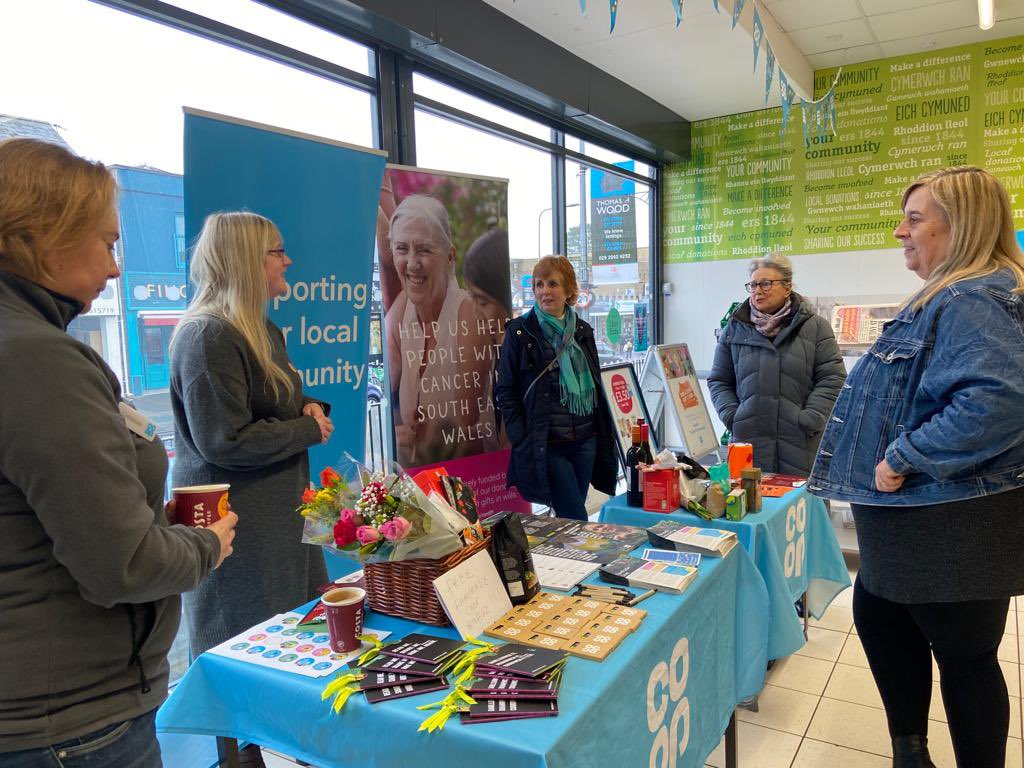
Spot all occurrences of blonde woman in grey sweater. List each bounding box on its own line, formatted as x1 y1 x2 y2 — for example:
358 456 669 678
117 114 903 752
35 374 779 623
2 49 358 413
169 212 332 767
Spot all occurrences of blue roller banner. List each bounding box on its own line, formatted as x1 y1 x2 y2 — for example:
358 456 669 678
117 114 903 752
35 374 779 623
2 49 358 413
183 109 386 472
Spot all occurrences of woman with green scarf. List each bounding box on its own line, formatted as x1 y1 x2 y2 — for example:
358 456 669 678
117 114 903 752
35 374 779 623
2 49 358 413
494 256 619 520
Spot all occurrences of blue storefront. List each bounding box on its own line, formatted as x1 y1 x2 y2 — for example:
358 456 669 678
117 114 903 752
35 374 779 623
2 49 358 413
113 166 187 395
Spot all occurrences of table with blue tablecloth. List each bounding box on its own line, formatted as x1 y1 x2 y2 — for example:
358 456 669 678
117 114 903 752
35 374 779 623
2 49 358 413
158 543 769 768
599 486 850 660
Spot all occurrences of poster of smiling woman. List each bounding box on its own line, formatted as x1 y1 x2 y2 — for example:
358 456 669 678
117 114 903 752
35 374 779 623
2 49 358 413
377 165 526 516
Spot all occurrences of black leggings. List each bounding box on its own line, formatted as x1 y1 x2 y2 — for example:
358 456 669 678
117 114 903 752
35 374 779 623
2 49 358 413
853 577 1010 768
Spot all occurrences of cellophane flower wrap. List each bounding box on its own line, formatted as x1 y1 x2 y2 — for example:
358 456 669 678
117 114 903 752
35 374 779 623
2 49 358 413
298 455 465 563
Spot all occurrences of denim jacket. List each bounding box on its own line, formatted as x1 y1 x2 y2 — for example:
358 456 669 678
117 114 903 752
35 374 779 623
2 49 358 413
808 269 1024 505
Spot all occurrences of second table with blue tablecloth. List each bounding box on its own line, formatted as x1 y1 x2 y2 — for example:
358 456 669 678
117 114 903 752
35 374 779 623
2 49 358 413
599 486 850 659
158 543 769 768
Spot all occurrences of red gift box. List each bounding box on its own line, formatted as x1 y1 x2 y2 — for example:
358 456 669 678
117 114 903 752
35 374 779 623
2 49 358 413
412 467 449 497
642 467 681 513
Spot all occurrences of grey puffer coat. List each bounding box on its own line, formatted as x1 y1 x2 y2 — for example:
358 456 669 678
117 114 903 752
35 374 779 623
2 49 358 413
707 294 846 475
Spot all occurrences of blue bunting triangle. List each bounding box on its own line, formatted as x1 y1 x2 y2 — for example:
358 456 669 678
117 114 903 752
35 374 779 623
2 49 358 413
752 7 764 71
580 0 586 13
732 0 746 28
670 0 682 26
779 70 794 136
609 0 618 32
765 44 775 104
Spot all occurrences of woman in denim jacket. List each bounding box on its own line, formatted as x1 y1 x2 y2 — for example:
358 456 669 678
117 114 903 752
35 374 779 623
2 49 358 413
808 167 1024 768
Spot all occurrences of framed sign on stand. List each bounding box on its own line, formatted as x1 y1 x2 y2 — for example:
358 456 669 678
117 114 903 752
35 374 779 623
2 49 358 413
598 362 657 469
639 343 722 463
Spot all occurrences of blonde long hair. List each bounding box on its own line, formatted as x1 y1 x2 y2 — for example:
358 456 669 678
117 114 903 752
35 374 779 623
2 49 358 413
0 138 116 282
175 211 294 400
903 166 1024 309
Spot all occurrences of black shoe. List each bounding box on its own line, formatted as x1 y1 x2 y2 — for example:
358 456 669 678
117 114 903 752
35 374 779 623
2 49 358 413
238 744 267 768
892 735 937 767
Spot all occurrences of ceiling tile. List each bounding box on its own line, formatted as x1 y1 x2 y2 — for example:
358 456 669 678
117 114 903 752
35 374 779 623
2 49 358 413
788 17 877 54
867 0 980 43
879 17 1024 57
807 43 884 70
858 0 932 15
763 0 861 32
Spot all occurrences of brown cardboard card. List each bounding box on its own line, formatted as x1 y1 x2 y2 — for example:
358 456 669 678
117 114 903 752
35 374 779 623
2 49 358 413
597 611 643 632
603 604 647 619
584 619 630 640
510 606 549 622
569 597 607 612
485 623 535 643
536 622 583 640
565 631 621 660
503 614 543 631
518 632 569 651
546 612 592 631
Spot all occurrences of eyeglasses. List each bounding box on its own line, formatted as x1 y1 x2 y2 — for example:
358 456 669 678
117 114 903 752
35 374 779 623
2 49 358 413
267 248 287 259
744 279 788 293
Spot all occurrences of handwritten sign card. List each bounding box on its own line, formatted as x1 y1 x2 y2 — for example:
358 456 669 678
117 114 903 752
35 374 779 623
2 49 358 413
433 550 512 639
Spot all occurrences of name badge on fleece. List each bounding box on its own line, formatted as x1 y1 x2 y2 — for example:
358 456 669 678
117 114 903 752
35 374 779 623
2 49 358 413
119 401 157 441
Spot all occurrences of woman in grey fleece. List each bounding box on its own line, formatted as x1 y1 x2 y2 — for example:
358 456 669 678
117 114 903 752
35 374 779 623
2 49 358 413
0 139 236 767
169 212 333 767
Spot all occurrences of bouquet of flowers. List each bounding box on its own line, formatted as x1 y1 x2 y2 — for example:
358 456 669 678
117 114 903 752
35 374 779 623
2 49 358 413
298 457 467 563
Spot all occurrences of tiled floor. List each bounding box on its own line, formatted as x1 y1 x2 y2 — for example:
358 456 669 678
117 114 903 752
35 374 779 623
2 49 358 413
257 571 1024 768
704 577 1024 768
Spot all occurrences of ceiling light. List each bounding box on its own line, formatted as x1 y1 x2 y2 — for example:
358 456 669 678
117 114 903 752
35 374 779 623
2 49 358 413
978 0 995 30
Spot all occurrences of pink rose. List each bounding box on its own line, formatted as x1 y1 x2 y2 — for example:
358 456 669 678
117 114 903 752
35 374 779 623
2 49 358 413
338 508 363 526
356 525 380 546
380 516 412 542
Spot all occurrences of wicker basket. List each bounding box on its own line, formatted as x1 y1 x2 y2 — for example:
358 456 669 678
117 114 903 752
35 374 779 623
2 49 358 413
363 535 491 625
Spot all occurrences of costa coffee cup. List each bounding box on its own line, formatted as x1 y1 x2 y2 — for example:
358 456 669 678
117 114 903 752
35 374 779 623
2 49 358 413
172 484 230 527
321 587 366 653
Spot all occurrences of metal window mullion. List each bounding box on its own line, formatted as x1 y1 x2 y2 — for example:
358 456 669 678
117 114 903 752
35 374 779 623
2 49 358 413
650 167 664 346
551 128 566 258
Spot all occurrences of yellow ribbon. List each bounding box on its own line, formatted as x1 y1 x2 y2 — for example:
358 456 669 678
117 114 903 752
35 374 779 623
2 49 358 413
450 636 497 677
321 672 363 715
416 684 477 732
356 634 384 667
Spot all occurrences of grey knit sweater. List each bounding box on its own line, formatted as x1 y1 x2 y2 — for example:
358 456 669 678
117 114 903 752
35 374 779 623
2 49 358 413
170 315 327 655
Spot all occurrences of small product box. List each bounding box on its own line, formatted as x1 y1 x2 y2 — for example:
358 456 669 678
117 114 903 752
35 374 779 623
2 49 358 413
725 488 747 521
727 443 754 479
642 467 682 513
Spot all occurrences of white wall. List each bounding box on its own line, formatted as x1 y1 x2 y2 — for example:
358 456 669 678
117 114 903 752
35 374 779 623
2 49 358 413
662 246 925 372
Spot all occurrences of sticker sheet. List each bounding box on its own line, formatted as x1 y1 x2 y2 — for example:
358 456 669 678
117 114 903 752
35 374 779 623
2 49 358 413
205 612 390 678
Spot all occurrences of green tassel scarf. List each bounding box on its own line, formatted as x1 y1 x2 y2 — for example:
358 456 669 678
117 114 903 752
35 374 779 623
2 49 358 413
534 305 597 416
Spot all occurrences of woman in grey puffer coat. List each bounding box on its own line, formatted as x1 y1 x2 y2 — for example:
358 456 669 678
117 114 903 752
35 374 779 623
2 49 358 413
708 254 846 475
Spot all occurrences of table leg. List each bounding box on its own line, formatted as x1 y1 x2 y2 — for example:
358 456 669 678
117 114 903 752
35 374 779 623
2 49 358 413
802 590 809 640
724 711 738 768
216 736 241 768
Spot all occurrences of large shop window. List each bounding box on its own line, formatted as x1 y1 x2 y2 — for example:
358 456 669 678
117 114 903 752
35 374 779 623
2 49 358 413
413 107 556 311
1 0 376 685
565 158 653 368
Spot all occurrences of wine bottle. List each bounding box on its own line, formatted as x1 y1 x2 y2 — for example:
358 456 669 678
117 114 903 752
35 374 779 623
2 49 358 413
625 424 644 507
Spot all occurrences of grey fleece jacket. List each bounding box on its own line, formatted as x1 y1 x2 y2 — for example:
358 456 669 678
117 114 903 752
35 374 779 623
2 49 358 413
0 271 219 752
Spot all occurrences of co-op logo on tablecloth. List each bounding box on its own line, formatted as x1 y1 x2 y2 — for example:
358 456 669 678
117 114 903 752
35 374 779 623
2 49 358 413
646 637 690 768
785 497 807 578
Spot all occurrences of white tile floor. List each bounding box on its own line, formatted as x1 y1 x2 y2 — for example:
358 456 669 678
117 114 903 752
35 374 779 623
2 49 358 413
259 572 1024 768
705 579 1024 768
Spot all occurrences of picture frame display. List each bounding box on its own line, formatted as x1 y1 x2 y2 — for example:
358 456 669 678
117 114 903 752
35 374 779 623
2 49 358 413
599 362 657 468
